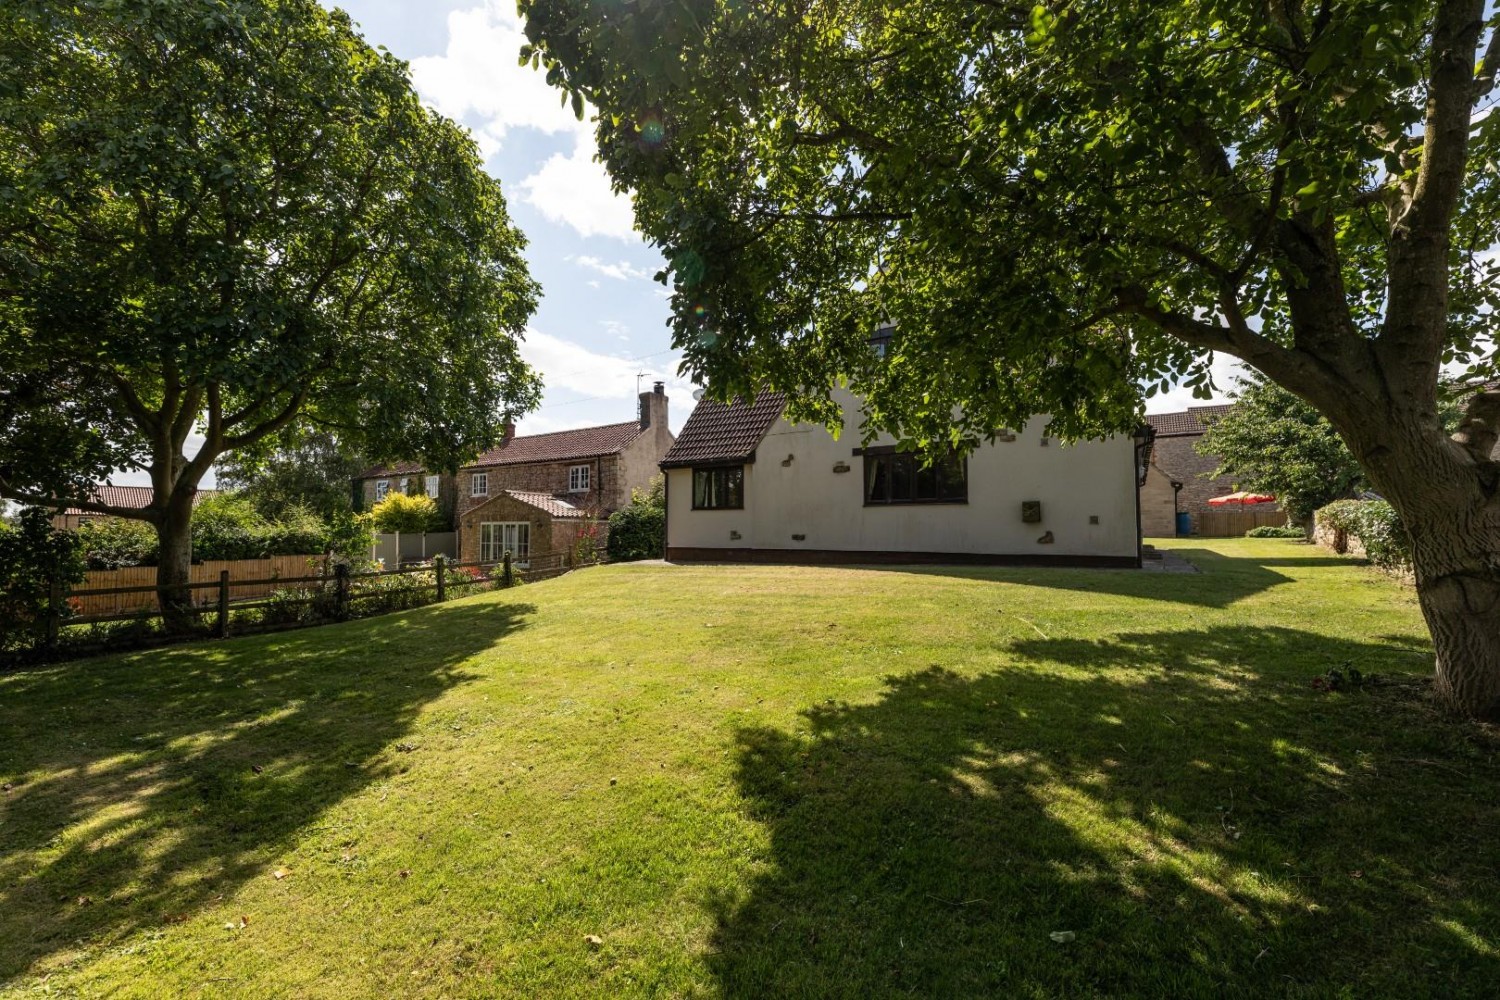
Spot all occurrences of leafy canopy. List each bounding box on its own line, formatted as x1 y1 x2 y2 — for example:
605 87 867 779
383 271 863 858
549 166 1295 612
1197 375 1366 525
0 0 541 511
519 1 1497 447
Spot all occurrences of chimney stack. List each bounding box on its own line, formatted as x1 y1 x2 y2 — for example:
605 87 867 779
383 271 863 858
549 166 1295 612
639 382 668 431
502 420 516 442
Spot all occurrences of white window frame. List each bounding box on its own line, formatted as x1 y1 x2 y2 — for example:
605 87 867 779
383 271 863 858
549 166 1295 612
374 479 390 500
479 521 530 566
471 471 488 496
425 474 440 498
399 476 411 494
568 464 591 493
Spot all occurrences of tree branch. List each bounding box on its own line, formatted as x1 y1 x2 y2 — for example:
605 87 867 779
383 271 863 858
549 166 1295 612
222 386 311 451
0 474 160 523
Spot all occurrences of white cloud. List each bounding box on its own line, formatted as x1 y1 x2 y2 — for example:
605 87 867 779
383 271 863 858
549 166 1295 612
1145 353 1248 414
408 2 583 151
409 3 639 241
518 131 638 240
519 328 690 401
575 256 655 282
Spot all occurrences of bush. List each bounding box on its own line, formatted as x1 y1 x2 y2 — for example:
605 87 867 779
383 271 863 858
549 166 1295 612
77 516 158 569
1316 499 1411 570
367 492 443 534
607 475 665 561
1246 525 1305 539
0 508 86 652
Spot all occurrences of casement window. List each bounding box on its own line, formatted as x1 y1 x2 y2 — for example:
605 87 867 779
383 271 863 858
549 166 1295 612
568 464 590 492
863 449 967 505
471 471 488 496
692 466 744 510
479 522 529 566
374 479 390 500
399 477 411 494
425 475 439 498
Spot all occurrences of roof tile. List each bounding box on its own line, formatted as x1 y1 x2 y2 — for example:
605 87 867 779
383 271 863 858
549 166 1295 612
61 485 219 516
1146 404 1235 437
661 393 787 468
467 422 643 469
503 490 590 519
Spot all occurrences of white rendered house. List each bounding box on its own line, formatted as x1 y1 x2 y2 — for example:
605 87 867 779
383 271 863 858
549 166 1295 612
660 388 1148 567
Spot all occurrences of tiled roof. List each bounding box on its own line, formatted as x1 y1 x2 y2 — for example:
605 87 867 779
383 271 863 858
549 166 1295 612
1146 404 1235 437
358 460 428 479
62 485 219 516
503 490 590 519
661 392 787 469
466 422 644 469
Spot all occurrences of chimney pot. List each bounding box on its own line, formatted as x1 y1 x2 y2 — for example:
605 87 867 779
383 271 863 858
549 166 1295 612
653 381 665 395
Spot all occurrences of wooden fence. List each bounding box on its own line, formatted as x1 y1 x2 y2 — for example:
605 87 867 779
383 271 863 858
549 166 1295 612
1195 508 1288 537
74 555 326 617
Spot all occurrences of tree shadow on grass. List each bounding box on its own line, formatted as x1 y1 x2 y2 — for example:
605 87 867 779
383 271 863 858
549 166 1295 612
710 626 1500 998
0 598 535 984
859 546 1308 609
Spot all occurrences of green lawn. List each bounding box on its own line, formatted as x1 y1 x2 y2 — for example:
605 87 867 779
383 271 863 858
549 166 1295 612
1 539 1496 998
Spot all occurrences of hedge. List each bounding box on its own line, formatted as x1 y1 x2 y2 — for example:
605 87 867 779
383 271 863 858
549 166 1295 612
1315 499 1411 570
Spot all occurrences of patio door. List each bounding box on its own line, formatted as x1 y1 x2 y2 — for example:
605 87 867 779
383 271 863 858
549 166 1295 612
479 522 530 567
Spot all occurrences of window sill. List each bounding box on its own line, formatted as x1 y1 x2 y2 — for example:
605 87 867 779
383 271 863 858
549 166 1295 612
690 506 745 511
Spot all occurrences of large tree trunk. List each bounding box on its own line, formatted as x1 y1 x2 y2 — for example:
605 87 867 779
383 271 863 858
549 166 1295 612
1353 416 1500 720
154 490 199 634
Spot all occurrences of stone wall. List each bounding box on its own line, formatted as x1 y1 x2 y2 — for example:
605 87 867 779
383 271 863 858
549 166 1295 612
1140 462 1178 537
356 472 459 529
457 460 612 521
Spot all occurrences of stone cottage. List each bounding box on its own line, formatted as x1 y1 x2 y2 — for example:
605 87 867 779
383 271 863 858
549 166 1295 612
454 384 674 565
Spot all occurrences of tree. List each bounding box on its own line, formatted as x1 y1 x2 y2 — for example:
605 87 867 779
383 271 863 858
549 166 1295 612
521 1 1500 718
0 1 541 630
366 492 443 535
1197 375 1366 530
607 474 665 560
216 430 368 523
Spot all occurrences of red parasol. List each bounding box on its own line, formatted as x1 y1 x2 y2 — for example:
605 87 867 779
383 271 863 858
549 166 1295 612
1207 491 1277 507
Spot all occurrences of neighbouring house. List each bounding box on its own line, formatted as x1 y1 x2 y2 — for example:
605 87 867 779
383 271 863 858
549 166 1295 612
1140 404 1286 537
660 387 1147 566
353 462 458 528
451 384 675 566
51 484 220 531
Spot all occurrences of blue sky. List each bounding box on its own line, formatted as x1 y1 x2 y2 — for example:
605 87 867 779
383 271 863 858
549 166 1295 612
121 0 1222 487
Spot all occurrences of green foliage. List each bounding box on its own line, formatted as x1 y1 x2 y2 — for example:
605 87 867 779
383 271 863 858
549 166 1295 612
216 430 369 522
191 494 326 562
76 516 159 569
1246 525 1306 539
0 0 540 555
0 507 85 650
367 492 443 535
607 475 666 561
1317 499 1412 570
1198 375 1366 525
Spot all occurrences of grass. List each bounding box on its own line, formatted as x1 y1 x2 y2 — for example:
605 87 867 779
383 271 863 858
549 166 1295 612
1 538 1496 998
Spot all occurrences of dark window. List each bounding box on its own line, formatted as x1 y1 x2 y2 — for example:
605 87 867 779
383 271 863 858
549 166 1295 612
692 466 744 509
863 450 967 505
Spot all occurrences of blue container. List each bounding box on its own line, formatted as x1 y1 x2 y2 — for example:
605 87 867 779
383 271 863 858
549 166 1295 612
1175 512 1193 537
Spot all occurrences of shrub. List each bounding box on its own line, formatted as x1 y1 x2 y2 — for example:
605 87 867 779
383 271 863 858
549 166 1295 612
607 475 666 561
77 516 158 568
1246 525 1305 539
0 508 86 652
367 492 443 534
1316 499 1412 570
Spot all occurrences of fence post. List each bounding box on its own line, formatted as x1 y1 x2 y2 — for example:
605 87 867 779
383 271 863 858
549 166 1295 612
335 562 350 620
502 551 513 588
215 570 230 638
44 572 62 648
435 554 446 602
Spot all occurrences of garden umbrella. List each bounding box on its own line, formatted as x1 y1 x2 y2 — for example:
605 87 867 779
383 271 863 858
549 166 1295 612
1207 491 1277 507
